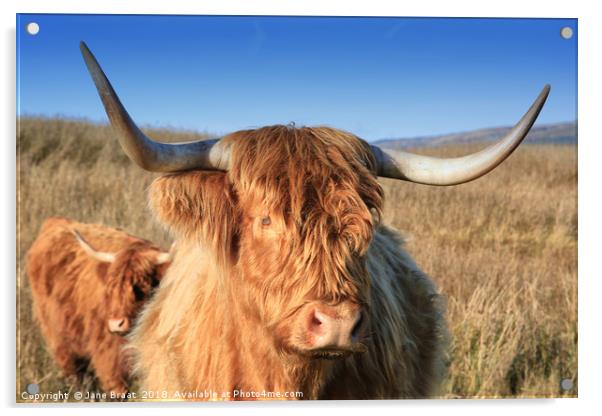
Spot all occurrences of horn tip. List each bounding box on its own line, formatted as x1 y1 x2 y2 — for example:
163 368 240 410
79 41 98 67
79 40 89 54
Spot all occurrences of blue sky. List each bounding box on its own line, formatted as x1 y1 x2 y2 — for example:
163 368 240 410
17 15 577 141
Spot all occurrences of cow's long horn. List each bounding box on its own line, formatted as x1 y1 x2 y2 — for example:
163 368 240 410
371 85 550 185
79 41 230 172
71 229 116 263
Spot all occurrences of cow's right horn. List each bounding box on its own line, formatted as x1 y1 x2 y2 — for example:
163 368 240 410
79 41 231 173
155 241 177 265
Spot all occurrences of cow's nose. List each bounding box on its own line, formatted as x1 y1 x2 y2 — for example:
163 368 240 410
108 317 130 334
305 303 366 352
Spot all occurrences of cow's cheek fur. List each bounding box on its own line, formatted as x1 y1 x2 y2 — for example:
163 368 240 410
235 222 297 332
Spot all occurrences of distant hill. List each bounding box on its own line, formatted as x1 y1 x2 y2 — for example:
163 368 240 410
373 121 577 149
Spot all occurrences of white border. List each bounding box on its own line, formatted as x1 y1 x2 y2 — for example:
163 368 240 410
4 1 600 415
3 0 585 17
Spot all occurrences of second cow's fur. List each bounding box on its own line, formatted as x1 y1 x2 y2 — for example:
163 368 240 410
27 217 171 394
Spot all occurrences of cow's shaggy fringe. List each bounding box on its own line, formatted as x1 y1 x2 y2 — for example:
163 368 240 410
128 125 448 399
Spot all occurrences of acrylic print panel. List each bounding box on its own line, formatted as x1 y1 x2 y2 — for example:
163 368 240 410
16 14 577 402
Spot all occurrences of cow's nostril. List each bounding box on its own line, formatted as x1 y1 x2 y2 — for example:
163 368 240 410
309 309 331 335
118 319 125 328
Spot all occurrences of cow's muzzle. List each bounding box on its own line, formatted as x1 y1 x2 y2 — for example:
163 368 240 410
107 317 130 334
300 302 368 358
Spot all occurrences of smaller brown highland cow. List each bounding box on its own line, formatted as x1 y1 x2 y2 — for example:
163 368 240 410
26 217 173 395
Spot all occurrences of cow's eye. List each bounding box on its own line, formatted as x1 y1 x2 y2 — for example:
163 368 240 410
150 276 160 288
261 216 271 226
133 285 145 302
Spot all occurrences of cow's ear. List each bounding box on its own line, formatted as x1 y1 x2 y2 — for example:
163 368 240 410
149 171 238 262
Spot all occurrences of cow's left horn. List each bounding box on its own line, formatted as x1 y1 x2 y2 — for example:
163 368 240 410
79 41 230 172
71 229 116 263
371 85 550 185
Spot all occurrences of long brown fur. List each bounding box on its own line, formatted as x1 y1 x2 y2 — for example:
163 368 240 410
26 217 171 395
129 125 447 400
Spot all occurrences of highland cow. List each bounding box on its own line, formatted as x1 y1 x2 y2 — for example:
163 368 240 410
26 217 173 395
80 41 550 399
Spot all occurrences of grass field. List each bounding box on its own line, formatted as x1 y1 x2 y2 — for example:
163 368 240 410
16 117 577 400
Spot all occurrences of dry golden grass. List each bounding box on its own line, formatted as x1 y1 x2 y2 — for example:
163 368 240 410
17 117 577 400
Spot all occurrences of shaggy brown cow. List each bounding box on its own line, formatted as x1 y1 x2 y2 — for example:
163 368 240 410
80 41 549 400
26 217 172 395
